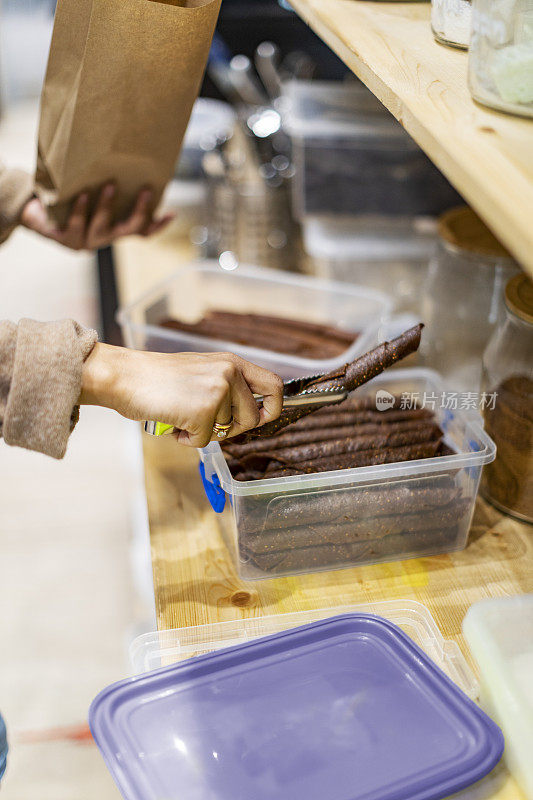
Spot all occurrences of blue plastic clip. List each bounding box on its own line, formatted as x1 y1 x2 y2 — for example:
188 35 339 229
199 461 226 513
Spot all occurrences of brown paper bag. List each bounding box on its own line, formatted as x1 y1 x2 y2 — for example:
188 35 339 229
35 0 221 225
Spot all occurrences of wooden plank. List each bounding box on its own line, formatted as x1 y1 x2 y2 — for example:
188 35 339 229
287 0 533 276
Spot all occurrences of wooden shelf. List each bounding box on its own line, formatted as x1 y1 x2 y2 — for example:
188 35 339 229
288 0 533 276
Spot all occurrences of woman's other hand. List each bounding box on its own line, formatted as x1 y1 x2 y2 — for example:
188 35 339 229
79 345 284 447
21 184 174 251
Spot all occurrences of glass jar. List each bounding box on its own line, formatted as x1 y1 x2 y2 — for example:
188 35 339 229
469 0 533 118
421 207 520 393
431 0 472 49
480 273 533 523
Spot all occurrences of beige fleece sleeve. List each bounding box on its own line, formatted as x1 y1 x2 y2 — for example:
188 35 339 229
0 319 98 459
0 162 34 244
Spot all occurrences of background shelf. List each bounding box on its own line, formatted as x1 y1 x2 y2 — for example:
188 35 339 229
288 0 533 276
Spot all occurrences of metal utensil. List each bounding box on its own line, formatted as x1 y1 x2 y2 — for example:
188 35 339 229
228 55 268 106
145 388 348 436
254 41 283 100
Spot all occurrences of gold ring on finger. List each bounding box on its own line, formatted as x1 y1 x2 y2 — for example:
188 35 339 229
212 419 233 440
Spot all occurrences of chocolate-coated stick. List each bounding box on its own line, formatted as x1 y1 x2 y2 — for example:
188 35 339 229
234 439 439 480
251 422 441 466
241 482 459 533
223 416 434 458
243 499 471 554
288 407 432 431
239 324 423 442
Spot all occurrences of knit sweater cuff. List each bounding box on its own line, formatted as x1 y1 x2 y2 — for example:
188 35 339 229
3 319 98 459
0 168 34 244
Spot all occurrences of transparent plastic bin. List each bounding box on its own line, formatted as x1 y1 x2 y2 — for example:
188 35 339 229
464 594 533 799
117 261 391 379
129 599 479 699
199 368 496 580
303 215 437 314
281 80 461 220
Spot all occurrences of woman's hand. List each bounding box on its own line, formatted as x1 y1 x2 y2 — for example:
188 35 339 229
80 344 284 447
21 184 174 251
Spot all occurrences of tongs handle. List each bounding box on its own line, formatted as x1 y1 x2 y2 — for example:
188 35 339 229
144 389 348 437
144 421 174 436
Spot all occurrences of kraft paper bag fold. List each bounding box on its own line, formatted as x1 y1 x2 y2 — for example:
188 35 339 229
35 0 221 225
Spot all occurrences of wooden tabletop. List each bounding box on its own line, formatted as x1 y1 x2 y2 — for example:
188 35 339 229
288 0 533 276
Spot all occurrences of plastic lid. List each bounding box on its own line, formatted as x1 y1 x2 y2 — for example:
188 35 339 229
438 207 514 260
91 614 503 800
505 272 533 324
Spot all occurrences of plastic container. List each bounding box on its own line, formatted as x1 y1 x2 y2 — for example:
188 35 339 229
469 0 533 118
421 207 520 393
281 80 461 220
118 261 391 380
92 613 503 800
464 594 533 800
431 0 472 49
198 368 496 580
302 215 437 314
480 273 533 522
129 599 479 699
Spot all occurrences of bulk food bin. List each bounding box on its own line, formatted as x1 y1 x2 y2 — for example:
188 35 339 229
92 610 503 800
281 80 461 220
117 261 391 379
199 368 496 580
303 215 437 314
129 599 480 701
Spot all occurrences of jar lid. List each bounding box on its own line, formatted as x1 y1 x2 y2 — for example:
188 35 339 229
505 273 533 324
438 206 514 260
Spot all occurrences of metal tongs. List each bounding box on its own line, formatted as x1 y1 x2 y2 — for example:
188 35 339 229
144 377 348 437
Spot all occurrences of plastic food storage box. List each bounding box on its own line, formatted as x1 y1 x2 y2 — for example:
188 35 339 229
130 599 480 700
92 609 503 800
199 368 496 580
464 594 533 800
303 215 437 314
118 261 391 379
281 80 461 220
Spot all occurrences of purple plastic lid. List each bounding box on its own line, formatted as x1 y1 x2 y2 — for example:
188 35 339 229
90 614 503 800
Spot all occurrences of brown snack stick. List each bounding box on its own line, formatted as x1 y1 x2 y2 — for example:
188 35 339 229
243 499 471 554
243 524 462 574
207 310 358 346
205 311 357 353
160 317 344 359
291 393 422 417
232 439 442 481
256 423 442 466
226 426 441 481
288 407 433 431
223 417 437 458
243 540 374 573
241 482 460 533
261 440 442 479
239 324 424 441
